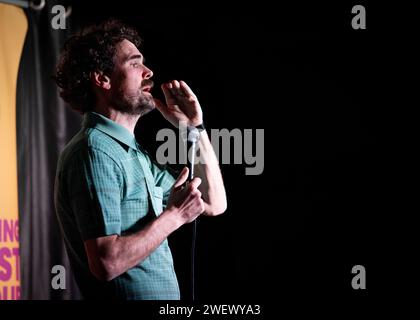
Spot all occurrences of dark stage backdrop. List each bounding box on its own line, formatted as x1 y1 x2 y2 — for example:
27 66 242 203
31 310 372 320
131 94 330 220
16 2 390 301
17 0 82 299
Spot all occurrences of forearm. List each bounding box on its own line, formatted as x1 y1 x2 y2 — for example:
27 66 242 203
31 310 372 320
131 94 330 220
96 208 181 281
156 80 226 215
195 130 227 215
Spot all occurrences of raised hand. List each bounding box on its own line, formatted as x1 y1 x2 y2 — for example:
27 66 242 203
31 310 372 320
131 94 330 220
154 80 203 128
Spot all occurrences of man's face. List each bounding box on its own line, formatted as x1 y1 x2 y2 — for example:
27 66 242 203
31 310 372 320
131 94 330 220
109 39 154 115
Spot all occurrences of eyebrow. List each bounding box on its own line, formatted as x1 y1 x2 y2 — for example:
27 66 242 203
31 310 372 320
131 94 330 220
125 54 145 63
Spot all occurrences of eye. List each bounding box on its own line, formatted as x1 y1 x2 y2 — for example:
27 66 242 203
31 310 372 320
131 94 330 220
131 62 140 68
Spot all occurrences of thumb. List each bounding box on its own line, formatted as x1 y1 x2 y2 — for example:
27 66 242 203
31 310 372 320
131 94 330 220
173 167 189 189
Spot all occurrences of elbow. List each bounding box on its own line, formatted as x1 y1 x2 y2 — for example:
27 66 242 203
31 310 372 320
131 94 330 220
89 259 119 282
87 253 121 282
215 202 228 216
216 195 228 215
85 236 122 282
206 201 228 216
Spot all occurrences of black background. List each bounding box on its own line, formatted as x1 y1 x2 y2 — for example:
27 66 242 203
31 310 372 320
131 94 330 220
9 1 403 311
64 2 390 303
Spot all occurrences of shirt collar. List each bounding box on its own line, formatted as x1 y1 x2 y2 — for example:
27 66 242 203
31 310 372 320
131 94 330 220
83 112 138 151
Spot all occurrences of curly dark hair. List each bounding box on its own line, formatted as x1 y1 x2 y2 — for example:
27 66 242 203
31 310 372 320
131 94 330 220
53 19 142 113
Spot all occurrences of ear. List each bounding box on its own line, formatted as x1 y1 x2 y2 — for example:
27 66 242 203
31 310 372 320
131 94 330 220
90 71 111 90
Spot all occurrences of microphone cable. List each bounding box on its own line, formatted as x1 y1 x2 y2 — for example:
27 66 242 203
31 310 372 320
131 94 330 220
186 126 200 301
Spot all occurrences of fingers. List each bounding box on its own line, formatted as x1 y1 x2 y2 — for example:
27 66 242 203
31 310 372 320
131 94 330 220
173 80 180 90
162 80 195 99
179 80 196 98
161 83 176 104
174 167 189 188
188 177 202 191
168 80 183 97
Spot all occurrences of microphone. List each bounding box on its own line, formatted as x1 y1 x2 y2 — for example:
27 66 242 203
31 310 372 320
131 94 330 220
186 125 200 301
186 126 200 181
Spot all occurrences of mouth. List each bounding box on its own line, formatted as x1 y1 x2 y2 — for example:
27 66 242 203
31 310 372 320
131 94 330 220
142 86 152 93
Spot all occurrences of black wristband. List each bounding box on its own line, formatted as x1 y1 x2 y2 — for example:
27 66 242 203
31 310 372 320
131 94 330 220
196 123 206 132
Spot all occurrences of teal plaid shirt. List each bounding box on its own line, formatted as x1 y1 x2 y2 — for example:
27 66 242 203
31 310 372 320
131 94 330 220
54 112 180 300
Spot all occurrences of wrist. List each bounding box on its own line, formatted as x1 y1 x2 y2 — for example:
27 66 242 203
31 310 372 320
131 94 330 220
195 123 206 133
160 207 183 232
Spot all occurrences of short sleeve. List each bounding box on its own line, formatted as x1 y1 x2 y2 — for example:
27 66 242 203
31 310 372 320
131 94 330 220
65 147 123 240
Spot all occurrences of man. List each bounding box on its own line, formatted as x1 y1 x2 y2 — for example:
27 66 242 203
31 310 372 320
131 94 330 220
53 20 227 300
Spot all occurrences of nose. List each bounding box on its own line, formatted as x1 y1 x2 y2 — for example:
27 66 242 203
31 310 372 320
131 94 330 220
143 65 153 79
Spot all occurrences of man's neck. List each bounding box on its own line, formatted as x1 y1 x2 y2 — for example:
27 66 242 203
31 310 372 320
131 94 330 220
94 107 140 135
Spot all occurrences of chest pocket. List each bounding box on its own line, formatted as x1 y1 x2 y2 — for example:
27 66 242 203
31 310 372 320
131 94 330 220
136 151 164 217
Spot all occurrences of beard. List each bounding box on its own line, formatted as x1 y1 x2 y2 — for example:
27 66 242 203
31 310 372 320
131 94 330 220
111 81 155 116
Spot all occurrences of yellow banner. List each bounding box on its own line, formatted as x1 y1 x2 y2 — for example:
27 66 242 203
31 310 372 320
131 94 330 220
0 3 27 300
